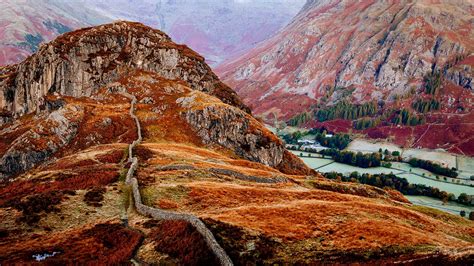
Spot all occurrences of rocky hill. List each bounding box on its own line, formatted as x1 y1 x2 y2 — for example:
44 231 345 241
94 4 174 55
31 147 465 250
0 22 473 264
0 21 248 124
218 0 474 155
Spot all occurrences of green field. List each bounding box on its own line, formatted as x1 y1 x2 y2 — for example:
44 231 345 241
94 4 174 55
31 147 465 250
458 156 474 180
317 162 402 175
397 173 473 197
346 139 402 154
291 150 474 197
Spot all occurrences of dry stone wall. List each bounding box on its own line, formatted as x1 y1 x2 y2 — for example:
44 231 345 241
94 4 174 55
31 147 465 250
121 92 233 266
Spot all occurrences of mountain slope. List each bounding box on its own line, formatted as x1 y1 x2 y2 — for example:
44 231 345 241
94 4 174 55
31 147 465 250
218 0 474 154
0 0 305 66
80 0 307 66
0 22 473 264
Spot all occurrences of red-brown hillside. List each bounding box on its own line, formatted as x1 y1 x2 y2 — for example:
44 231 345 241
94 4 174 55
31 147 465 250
218 0 474 155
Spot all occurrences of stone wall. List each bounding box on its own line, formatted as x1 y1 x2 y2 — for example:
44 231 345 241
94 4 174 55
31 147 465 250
122 92 233 266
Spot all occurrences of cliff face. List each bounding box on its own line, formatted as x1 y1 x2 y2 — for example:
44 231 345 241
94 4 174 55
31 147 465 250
0 22 472 264
0 21 249 125
218 0 474 154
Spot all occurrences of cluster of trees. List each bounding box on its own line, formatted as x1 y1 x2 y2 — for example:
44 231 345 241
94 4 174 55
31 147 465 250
288 112 312 127
412 99 440 113
281 131 304 145
281 128 352 150
424 72 442 95
391 109 425 126
381 149 400 157
323 172 472 207
320 149 382 168
408 158 458 178
354 118 380 130
457 193 472 206
311 129 351 150
315 101 378 122
353 106 431 130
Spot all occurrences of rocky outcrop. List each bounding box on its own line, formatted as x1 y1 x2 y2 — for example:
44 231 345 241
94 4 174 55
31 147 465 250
445 56 473 90
0 21 249 125
177 91 311 174
183 104 283 167
0 105 83 179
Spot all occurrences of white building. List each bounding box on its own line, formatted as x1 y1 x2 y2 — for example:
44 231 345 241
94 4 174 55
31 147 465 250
297 139 316 145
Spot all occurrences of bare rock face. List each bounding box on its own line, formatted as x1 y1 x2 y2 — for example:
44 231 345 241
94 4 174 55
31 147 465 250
0 21 249 125
178 92 283 167
445 56 473 90
0 104 83 178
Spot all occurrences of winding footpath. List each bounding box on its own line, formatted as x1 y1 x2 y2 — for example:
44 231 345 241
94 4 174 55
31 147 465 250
121 92 233 266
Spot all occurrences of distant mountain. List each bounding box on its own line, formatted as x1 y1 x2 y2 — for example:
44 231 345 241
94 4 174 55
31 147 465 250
0 0 109 65
218 0 474 155
0 0 305 66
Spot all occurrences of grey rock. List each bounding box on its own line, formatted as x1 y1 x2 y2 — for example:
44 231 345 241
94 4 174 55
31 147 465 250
0 105 83 179
183 103 284 168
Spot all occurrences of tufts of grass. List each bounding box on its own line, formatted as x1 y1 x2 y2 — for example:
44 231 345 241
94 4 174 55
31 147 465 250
140 185 190 207
121 146 129 164
119 184 132 211
140 187 160 207
118 168 128 182
160 185 190 202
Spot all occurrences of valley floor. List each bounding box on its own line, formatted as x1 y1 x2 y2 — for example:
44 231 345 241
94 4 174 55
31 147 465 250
290 150 474 216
